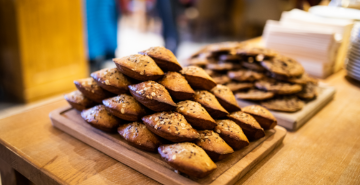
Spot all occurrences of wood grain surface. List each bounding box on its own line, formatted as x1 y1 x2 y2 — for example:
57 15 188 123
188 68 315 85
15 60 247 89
1 73 360 184
50 107 285 185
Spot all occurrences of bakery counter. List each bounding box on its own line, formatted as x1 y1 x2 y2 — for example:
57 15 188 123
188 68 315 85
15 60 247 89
0 70 359 185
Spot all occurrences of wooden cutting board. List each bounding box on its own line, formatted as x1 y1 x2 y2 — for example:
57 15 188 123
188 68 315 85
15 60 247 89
237 83 335 131
50 106 286 185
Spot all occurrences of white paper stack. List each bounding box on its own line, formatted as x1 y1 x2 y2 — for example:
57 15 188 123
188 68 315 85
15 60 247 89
263 9 354 78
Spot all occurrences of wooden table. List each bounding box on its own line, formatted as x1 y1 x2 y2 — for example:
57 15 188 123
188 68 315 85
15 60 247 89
1 70 360 185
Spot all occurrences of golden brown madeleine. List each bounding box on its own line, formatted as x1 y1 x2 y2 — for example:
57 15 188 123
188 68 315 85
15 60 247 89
118 122 163 152
227 111 265 140
215 119 249 150
176 100 217 130
196 130 234 161
181 66 216 90
113 54 164 81
193 91 229 119
142 112 199 142
211 85 241 112
227 70 264 82
81 105 122 132
102 94 147 121
91 68 132 94
158 142 217 178
74 78 113 103
139 46 182 71
254 98 295 118
64 90 96 111
158 72 195 101
129 81 176 111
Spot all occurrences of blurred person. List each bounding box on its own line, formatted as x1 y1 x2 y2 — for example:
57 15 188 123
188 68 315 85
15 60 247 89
85 0 119 71
155 0 179 54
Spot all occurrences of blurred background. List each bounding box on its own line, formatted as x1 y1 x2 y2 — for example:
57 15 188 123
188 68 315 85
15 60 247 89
1 0 359 111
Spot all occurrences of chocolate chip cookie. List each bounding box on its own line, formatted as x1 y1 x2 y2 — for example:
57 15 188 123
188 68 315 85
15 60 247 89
261 96 305 112
261 56 304 78
235 89 274 101
255 79 302 95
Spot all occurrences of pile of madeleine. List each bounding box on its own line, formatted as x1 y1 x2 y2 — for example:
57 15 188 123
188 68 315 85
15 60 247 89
64 46 277 178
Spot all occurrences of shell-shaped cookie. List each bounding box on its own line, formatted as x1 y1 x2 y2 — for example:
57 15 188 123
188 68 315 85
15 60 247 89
91 68 132 94
227 111 265 140
194 91 229 118
64 90 96 111
214 119 249 150
142 112 199 142
129 81 176 111
181 66 217 90
158 142 217 178
81 105 122 132
113 54 164 81
74 78 113 103
158 72 195 101
118 122 163 152
176 100 216 130
102 94 148 121
139 46 182 71
211 85 241 112
241 105 277 130
196 130 234 161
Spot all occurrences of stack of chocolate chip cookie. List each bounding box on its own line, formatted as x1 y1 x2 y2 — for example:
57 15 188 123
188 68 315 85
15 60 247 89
64 46 278 178
187 42 319 112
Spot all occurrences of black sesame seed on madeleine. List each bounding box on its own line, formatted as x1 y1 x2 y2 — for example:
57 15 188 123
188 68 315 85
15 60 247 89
193 90 229 119
211 84 241 113
242 105 277 130
129 81 176 111
158 72 195 101
64 90 96 111
196 130 234 161
102 94 147 121
81 105 123 132
118 122 163 152
176 100 216 130
113 54 164 81
158 142 217 178
91 68 132 94
227 111 265 140
181 66 217 90
215 119 249 150
139 46 182 72
142 112 199 142
74 78 113 103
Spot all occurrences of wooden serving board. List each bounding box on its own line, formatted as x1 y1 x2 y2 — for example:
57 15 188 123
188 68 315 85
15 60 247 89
50 106 286 185
237 83 336 131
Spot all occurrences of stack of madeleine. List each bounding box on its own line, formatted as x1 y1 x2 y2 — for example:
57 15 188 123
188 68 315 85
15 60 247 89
64 46 277 178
